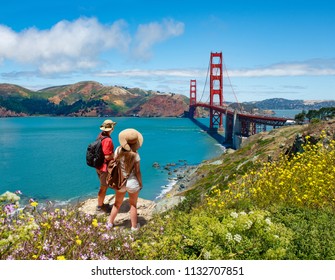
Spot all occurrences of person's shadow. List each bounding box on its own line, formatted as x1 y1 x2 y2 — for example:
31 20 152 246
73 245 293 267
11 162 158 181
105 197 151 229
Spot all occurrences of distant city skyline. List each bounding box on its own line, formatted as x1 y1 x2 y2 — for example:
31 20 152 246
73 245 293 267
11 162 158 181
0 0 334 102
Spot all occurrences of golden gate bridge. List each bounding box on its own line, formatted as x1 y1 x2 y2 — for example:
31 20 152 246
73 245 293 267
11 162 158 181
188 52 290 149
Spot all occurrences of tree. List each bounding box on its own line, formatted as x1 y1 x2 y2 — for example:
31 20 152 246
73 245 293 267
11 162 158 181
294 112 306 124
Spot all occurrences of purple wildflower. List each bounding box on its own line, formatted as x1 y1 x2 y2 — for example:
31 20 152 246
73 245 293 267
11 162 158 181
101 233 110 241
4 204 15 215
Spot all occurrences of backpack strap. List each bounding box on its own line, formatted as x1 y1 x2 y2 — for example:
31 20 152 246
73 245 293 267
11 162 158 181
113 146 121 161
98 135 108 141
114 146 134 179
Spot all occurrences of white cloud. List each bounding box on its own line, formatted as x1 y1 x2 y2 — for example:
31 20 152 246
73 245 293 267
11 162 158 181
0 17 185 74
229 59 335 77
97 68 203 78
0 18 131 74
97 60 335 84
132 18 185 60
97 59 335 80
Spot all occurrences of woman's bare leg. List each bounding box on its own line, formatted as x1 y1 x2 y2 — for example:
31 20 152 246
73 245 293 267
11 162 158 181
108 191 126 225
128 191 139 229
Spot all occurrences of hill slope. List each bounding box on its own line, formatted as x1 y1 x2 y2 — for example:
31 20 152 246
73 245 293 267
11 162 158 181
0 81 189 117
247 98 335 110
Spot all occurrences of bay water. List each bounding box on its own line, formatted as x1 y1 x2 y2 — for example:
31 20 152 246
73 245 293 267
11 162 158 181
0 117 224 205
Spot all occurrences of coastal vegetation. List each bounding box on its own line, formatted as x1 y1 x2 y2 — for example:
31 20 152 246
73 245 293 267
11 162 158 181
1 118 335 260
294 107 335 124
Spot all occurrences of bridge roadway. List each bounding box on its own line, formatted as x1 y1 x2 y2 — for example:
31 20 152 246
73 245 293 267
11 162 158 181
194 102 289 126
190 102 291 148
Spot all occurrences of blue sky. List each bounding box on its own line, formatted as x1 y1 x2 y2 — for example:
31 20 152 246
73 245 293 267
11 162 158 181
0 0 334 102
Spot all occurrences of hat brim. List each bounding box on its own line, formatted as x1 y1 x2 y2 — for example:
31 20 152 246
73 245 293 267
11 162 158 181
100 120 116 132
119 129 143 151
100 126 114 132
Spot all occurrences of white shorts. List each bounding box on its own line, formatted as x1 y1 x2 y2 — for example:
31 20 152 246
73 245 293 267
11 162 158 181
118 177 141 193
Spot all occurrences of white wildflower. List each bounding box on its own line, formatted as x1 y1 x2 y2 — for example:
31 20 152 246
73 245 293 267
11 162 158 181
226 232 233 242
230 212 238 218
204 251 211 260
233 234 242 243
265 218 272 225
0 191 20 203
54 221 60 229
245 219 253 229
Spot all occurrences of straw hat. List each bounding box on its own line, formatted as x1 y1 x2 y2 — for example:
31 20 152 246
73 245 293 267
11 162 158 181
100 119 116 132
118 128 143 151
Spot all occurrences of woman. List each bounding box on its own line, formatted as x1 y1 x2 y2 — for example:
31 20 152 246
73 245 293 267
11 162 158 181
96 119 116 211
108 128 143 231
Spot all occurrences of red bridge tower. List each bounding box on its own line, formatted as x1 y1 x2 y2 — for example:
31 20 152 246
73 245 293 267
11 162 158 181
209 52 223 131
189 79 197 117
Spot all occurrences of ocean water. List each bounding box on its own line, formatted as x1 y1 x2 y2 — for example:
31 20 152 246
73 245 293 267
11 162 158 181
0 117 224 204
273 109 302 119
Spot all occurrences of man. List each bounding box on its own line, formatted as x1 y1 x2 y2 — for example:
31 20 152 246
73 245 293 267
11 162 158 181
96 119 116 211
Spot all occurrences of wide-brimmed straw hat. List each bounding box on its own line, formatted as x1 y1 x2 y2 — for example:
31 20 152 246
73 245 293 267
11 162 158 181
118 128 143 151
100 119 116 132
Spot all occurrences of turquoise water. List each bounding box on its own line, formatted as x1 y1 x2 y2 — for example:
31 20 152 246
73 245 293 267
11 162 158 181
273 109 301 119
0 117 224 204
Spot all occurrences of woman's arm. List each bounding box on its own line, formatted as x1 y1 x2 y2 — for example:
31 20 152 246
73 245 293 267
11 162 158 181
134 162 142 188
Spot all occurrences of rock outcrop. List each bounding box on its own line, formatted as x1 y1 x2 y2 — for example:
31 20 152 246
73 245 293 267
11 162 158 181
78 195 156 228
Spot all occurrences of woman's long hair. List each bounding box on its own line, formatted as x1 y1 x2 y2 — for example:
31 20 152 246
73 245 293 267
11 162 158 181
119 148 137 174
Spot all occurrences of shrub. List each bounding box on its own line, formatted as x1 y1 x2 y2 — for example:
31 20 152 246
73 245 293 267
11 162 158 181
218 134 335 210
134 209 293 260
272 207 335 259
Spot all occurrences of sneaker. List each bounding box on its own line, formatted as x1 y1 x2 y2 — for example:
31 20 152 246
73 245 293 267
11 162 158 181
131 223 140 231
96 205 102 211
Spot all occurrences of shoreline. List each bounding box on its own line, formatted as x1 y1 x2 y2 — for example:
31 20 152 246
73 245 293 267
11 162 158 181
153 161 198 199
3 162 200 212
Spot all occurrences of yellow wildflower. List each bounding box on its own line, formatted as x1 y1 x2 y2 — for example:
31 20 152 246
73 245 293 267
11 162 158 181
57 256 66 260
42 222 51 229
30 201 38 207
92 219 98 227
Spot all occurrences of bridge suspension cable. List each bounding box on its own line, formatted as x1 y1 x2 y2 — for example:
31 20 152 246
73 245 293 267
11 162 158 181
223 60 241 110
198 58 210 103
